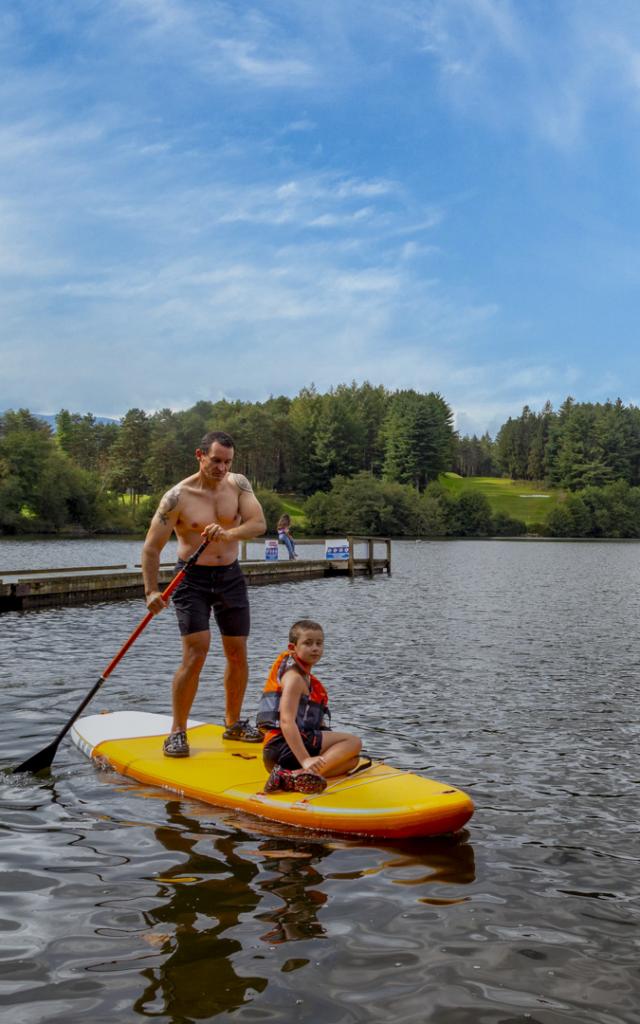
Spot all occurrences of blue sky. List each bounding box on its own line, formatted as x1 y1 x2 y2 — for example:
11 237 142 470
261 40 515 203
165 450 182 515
2 0 640 436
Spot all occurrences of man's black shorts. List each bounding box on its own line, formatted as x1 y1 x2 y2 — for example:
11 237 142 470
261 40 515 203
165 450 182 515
172 559 250 637
263 730 323 771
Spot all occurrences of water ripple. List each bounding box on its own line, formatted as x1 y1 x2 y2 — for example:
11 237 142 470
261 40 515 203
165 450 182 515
1 539 639 1022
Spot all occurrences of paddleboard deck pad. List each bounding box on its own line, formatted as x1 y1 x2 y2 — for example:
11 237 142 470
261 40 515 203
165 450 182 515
71 711 474 838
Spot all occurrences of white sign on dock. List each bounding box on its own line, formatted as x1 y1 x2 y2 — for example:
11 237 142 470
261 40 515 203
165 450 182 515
264 539 279 561
325 539 349 560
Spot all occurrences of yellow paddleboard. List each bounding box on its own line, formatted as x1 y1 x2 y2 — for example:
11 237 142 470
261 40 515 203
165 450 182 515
71 711 474 839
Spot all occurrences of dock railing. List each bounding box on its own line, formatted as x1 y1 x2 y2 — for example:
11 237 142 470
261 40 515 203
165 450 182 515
239 535 391 576
347 535 392 577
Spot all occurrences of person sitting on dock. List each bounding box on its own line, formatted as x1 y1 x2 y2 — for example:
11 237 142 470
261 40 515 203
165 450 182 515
142 430 267 757
276 513 298 560
256 619 362 794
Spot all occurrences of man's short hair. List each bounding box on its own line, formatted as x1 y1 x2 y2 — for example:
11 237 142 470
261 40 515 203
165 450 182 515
200 430 235 452
289 619 324 644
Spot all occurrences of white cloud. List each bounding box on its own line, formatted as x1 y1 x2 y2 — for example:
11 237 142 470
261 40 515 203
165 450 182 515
283 119 317 133
214 38 315 87
209 173 431 238
109 0 321 89
446 354 627 437
412 0 640 149
0 216 500 416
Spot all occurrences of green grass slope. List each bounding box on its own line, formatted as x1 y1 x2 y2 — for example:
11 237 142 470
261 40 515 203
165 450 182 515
439 474 562 526
277 495 307 529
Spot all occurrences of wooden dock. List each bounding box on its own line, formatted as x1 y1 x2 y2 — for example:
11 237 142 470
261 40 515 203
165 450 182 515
0 537 391 612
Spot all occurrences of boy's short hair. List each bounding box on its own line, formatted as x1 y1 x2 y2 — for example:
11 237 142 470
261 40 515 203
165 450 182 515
289 619 324 644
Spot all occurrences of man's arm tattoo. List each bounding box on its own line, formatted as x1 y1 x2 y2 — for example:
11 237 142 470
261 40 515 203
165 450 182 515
155 487 180 525
233 474 254 493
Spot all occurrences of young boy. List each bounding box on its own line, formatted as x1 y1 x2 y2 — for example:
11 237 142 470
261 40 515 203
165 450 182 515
256 619 362 794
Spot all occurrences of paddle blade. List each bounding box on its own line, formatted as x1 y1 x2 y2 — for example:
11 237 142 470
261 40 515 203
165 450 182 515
12 738 60 775
11 543 210 776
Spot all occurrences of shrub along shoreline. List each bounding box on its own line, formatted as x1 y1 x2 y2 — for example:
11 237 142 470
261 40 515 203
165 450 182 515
5 470 640 540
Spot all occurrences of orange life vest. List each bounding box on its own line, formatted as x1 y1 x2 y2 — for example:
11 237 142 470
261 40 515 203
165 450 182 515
256 650 331 743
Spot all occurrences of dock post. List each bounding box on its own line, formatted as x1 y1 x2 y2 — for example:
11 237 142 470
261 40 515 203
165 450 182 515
347 536 355 577
386 538 392 575
368 537 374 577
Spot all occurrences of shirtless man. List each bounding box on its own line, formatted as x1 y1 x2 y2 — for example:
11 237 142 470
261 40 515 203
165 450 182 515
142 431 266 757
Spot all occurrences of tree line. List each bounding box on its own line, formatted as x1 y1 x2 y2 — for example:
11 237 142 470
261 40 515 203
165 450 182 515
57 384 455 497
3 390 640 537
463 397 640 489
0 384 456 534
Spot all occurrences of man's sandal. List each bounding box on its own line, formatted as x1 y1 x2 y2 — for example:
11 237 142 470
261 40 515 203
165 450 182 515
222 719 263 743
163 730 190 757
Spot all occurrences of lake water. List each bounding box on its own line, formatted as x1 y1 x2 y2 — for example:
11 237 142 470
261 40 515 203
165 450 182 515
1 539 638 1023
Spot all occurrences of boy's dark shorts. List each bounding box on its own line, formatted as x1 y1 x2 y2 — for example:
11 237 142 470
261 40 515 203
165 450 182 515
172 559 250 637
263 730 323 771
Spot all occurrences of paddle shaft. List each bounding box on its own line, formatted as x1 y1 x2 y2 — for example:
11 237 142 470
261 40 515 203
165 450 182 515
12 538 210 773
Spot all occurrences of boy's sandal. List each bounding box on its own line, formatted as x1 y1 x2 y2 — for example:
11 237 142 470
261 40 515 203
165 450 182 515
293 770 327 794
264 765 296 793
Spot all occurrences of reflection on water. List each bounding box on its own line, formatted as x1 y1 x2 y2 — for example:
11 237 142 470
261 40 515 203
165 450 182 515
134 804 267 1019
120 799 476 1020
1 540 640 1022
